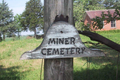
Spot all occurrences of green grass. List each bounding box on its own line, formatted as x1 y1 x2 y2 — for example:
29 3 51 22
5 36 27 42
0 30 120 80
74 30 120 80
97 30 120 44
0 38 43 80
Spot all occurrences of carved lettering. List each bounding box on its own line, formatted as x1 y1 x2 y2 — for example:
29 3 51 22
70 37 75 44
76 48 80 54
47 48 52 55
41 48 46 55
65 38 69 44
66 48 70 54
48 37 75 45
52 48 59 55
41 37 86 56
41 47 85 55
59 38 64 44
48 38 55 44
71 48 75 54
81 47 85 53
60 48 64 55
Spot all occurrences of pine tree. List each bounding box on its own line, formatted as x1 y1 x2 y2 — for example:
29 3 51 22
0 0 13 41
21 0 43 38
6 14 23 39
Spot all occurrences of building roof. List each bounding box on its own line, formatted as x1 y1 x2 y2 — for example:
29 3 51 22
85 9 115 19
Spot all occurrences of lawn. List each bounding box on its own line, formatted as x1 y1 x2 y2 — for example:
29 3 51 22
0 30 120 80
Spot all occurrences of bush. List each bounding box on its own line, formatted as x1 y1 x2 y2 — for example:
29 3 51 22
97 30 120 33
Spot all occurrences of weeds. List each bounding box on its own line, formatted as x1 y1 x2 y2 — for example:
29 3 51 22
0 30 120 80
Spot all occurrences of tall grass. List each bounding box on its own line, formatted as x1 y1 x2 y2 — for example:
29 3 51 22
97 30 120 44
0 30 120 80
0 38 43 80
5 36 27 42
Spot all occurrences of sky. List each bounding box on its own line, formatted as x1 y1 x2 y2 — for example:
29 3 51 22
0 0 44 35
1 0 44 16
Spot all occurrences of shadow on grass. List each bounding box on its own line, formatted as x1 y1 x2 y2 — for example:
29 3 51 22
74 43 120 80
0 65 26 80
74 65 120 80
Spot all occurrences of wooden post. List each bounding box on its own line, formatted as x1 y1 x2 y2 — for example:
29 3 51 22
44 0 73 80
20 1 105 80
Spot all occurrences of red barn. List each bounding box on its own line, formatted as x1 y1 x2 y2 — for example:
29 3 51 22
83 9 120 31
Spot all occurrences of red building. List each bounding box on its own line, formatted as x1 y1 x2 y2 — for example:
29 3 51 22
83 9 120 31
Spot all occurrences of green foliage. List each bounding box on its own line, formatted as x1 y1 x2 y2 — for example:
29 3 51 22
0 0 13 27
13 14 23 39
0 0 13 41
5 14 23 39
14 14 22 31
103 0 120 9
92 7 120 30
81 23 91 31
21 0 43 38
92 16 104 30
73 0 120 31
73 0 105 30
6 22 17 37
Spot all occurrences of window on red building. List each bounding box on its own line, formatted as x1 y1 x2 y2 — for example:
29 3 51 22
102 21 104 28
111 20 116 27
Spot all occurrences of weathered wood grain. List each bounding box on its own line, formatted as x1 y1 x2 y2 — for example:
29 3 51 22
20 0 105 80
20 22 105 60
44 0 73 80
44 0 73 33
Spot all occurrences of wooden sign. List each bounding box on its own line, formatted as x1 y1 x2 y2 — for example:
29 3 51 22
20 21 105 60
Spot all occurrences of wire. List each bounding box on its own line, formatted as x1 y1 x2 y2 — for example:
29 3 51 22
116 53 119 80
40 59 43 80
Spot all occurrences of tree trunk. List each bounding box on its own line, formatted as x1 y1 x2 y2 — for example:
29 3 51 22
34 27 37 39
18 29 20 39
44 0 73 80
3 32 5 41
0 33 2 42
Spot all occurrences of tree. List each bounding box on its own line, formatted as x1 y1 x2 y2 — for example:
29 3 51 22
92 7 120 30
21 0 43 38
14 14 23 39
6 14 23 40
73 0 105 30
0 0 13 41
6 22 16 37
103 0 120 9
